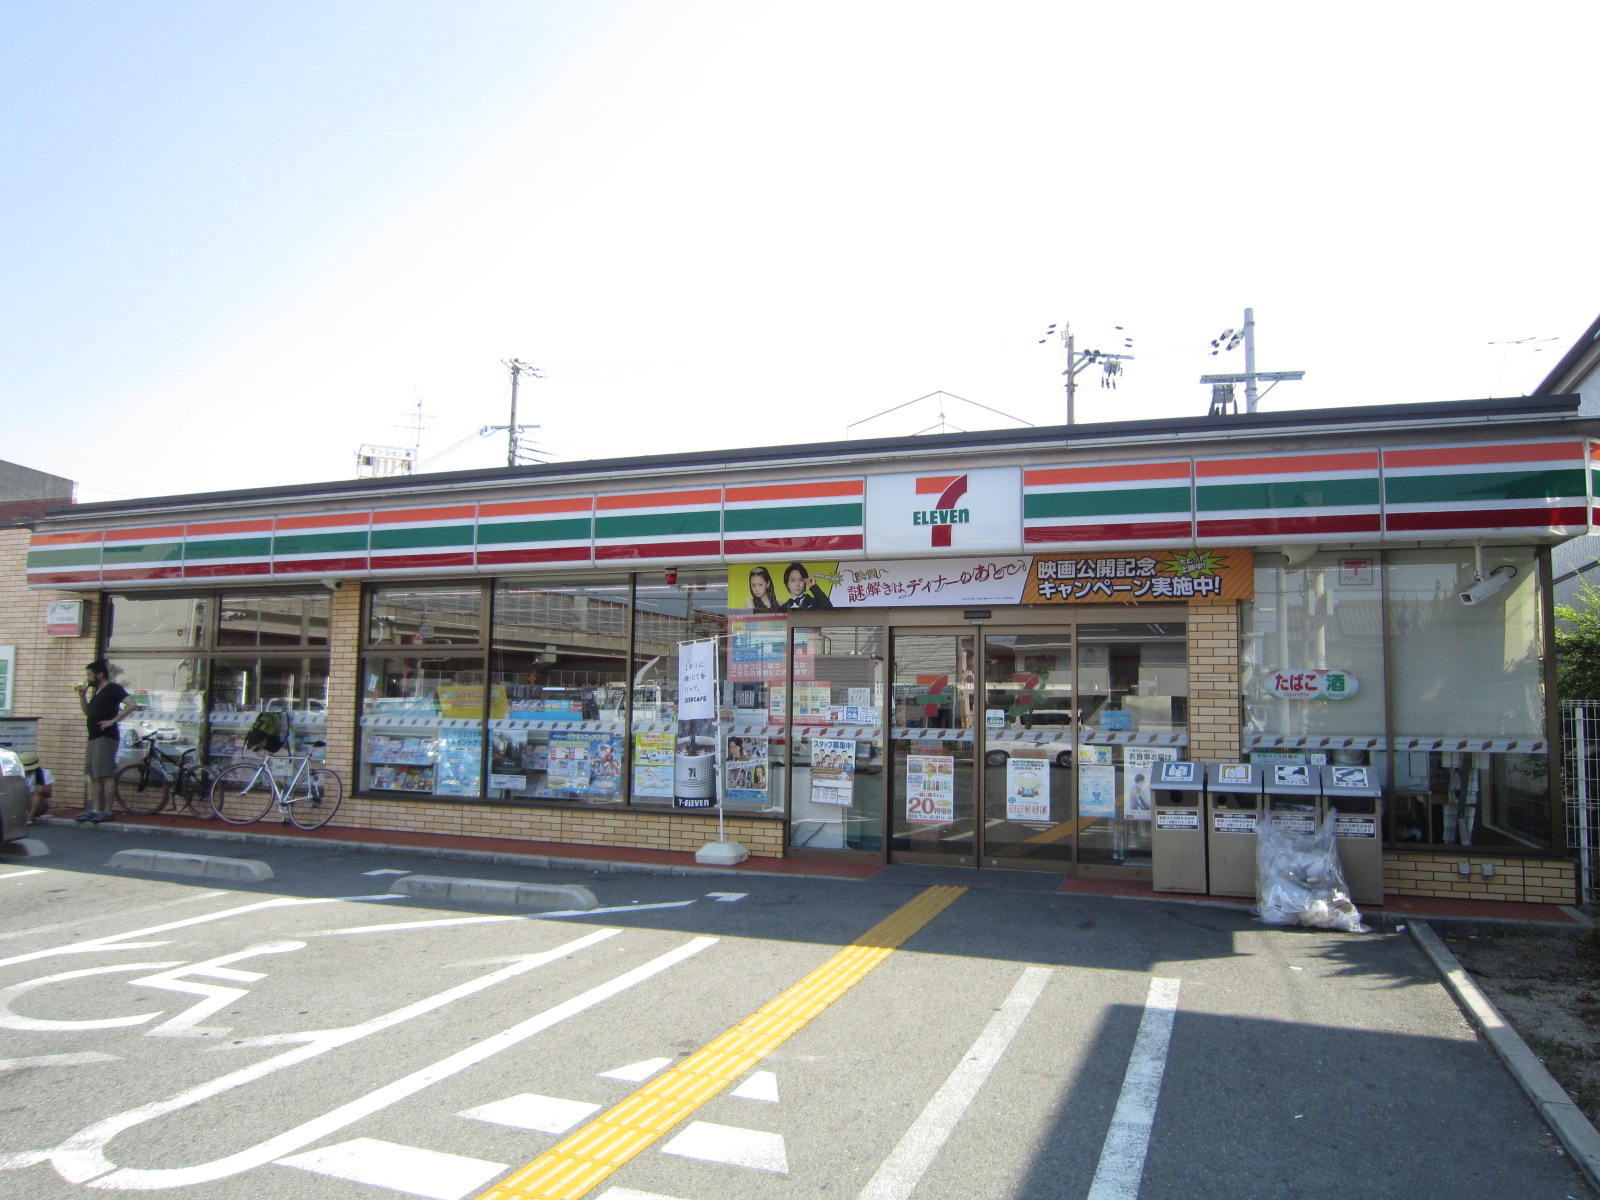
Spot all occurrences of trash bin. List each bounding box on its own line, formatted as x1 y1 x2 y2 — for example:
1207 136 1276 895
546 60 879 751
1263 761 1323 836
1151 760 1207 894
1321 763 1384 906
1206 762 1263 897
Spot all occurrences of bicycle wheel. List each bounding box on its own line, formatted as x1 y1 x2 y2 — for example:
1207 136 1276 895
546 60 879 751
113 762 169 815
287 768 344 831
209 763 275 825
179 766 218 818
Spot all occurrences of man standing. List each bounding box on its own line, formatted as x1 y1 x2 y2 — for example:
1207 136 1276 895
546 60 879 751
77 659 135 824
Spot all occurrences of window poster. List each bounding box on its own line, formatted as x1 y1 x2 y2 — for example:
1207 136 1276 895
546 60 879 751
633 730 676 799
1123 746 1177 823
769 683 834 725
725 735 770 802
489 729 529 790
906 753 955 824
810 737 856 807
1077 744 1114 766
1005 757 1051 821
434 728 482 797
1078 763 1118 819
546 731 623 796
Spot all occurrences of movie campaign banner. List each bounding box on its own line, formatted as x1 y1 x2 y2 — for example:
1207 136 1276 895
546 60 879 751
729 551 1251 612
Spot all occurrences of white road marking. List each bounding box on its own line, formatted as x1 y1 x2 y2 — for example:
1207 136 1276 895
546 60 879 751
312 916 524 936
59 935 717 1190
458 1093 601 1133
600 1057 673 1082
1085 976 1182 1200
596 1189 691 1200
0 894 398 971
0 963 186 1031
731 1070 779 1103
132 942 304 1037
0 1052 120 1071
275 1136 506 1200
705 892 747 902
857 966 1053 1200
363 869 410 876
0 891 229 946
661 1120 788 1174
537 901 696 918
0 869 45 881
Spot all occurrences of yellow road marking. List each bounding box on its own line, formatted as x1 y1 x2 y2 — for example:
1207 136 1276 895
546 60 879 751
478 884 967 1200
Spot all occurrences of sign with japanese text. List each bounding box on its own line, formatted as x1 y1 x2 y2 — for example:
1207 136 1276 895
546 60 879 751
1024 549 1252 605
905 753 956 823
727 614 814 682
677 639 717 720
829 557 1031 607
45 599 84 637
1265 669 1359 700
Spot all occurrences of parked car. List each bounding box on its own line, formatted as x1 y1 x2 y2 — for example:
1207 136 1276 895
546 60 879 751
0 748 29 842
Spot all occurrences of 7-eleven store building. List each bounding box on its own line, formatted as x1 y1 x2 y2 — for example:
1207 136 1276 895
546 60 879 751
12 396 1593 904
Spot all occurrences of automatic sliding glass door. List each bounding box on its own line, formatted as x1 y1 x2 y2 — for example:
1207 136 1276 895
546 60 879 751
888 632 977 863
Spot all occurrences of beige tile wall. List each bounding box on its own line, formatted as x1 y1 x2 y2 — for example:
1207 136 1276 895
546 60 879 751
1382 851 1576 905
1187 600 1240 762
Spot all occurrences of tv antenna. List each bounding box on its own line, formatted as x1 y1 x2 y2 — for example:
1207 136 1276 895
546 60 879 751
848 390 1034 437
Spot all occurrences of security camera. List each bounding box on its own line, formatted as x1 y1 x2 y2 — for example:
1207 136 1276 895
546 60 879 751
1459 565 1516 605
320 577 344 591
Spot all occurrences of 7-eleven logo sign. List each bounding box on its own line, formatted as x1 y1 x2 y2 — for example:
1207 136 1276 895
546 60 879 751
913 475 970 547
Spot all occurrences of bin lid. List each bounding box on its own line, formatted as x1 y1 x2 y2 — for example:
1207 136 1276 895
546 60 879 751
1152 760 1204 792
1319 763 1383 798
1262 762 1321 796
1206 762 1262 792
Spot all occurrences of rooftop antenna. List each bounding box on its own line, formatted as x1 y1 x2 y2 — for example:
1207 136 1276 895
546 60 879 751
847 390 1034 437
1038 322 1134 424
1199 307 1304 415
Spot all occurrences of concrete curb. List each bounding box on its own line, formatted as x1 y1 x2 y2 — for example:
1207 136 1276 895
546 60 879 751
390 874 597 910
109 848 274 882
1410 920 1600 1191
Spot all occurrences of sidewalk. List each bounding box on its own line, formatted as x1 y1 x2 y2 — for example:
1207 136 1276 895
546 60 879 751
31 809 1588 929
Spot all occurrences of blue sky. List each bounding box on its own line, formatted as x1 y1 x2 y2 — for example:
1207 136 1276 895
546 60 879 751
4 2 1598 501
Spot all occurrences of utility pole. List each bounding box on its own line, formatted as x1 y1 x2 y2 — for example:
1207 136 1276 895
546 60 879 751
1039 322 1134 424
1200 307 1304 415
503 358 541 467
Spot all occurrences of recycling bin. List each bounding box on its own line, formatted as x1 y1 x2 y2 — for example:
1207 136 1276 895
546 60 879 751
1263 761 1323 835
1321 763 1384 906
1206 762 1263 897
1151 760 1207 894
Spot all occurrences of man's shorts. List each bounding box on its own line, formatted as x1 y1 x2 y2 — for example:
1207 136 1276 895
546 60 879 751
84 737 118 779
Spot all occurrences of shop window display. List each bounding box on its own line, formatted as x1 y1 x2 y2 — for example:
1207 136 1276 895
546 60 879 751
360 655 487 796
208 657 331 763
106 657 207 764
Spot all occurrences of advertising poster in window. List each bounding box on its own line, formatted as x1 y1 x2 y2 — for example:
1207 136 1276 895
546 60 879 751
724 735 769 803
810 737 856 807
546 731 623 797
489 729 528 790
632 730 676 799
438 684 508 720
906 753 955 824
727 614 815 682
769 683 833 725
1078 763 1118 818
728 563 838 613
434 728 482 797
1122 746 1177 822
1005 757 1051 821
1024 549 1253 605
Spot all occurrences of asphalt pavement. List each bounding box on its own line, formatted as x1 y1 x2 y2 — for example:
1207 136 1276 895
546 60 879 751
0 823 1589 1200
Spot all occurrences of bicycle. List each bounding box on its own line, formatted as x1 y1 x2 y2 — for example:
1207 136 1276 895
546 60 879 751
113 734 218 818
208 742 344 830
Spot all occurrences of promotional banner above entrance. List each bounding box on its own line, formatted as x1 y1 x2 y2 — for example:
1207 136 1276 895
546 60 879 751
728 549 1252 608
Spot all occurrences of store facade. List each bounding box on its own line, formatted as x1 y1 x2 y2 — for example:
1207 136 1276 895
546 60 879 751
14 396 1594 902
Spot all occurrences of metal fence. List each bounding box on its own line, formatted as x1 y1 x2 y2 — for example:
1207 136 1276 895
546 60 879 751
1561 699 1600 903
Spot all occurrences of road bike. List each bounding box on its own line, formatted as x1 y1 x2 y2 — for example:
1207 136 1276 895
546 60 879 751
208 742 344 830
113 734 218 818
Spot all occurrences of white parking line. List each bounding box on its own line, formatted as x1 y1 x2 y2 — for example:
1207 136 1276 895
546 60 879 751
276 1136 506 1199
1085 977 1182 1200
39 934 718 1189
0 869 45 882
313 916 524 936
857 966 1052 1200
0 1052 120 1072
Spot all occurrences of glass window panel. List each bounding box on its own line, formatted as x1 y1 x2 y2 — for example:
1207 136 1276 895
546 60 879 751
889 632 977 859
218 593 330 647
359 655 486 797
488 575 632 804
207 656 331 762
981 631 1074 866
106 595 207 651
1075 622 1187 870
1242 552 1387 740
368 586 484 646
108 657 206 764
788 624 882 851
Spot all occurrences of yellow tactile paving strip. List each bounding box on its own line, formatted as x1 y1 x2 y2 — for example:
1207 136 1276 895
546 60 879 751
478 884 967 1200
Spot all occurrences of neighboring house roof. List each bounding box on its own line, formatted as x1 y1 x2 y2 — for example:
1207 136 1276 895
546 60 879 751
1534 311 1600 395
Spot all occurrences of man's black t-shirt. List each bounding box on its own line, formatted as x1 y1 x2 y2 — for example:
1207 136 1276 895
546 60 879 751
86 683 130 741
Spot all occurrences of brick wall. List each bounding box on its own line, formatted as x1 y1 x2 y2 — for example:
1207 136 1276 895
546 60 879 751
0 527 98 806
323 582 361 781
1187 600 1240 761
1382 851 1576 905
